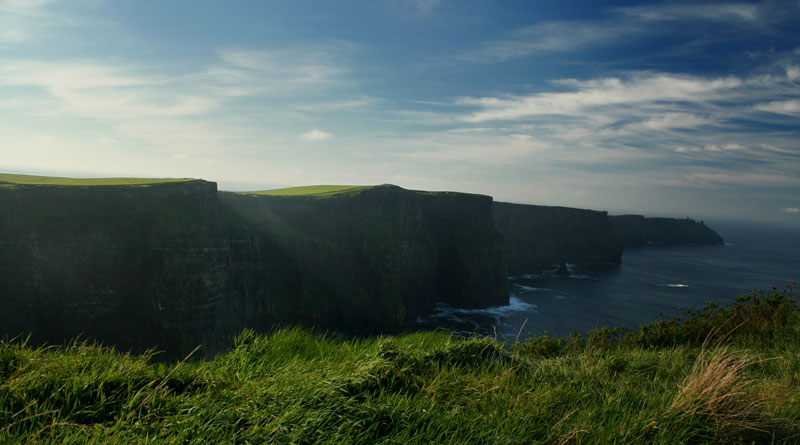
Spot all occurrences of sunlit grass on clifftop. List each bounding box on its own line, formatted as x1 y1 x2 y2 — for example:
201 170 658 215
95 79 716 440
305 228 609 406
1 285 798 443
244 184 376 197
0 173 194 187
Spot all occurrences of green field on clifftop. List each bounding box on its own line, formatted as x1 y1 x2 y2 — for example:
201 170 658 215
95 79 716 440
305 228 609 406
0 173 193 187
246 184 376 197
1 287 798 444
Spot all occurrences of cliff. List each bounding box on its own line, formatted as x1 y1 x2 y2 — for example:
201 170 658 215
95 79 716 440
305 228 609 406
610 215 724 247
492 202 623 276
0 179 507 356
0 179 227 356
0 172 725 357
219 185 508 332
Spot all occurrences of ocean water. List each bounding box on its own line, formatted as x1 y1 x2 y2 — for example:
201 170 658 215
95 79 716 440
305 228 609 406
411 221 800 343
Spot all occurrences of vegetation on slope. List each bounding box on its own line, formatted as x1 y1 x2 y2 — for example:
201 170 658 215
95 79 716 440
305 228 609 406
245 185 376 197
0 173 193 187
1 288 798 444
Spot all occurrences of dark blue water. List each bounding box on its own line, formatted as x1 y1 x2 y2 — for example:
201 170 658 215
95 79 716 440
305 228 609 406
412 221 800 343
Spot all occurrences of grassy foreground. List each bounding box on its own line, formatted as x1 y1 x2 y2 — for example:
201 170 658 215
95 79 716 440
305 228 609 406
1 287 799 444
0 173 193 187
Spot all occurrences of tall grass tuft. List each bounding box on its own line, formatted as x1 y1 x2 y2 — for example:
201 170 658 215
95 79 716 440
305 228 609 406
669 346 765 432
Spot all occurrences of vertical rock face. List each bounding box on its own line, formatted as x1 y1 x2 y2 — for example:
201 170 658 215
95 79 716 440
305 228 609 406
492 202 623 276
610 215 724 247
0 177 727 357
0 181 227 356
0 182 508 357
219 185 509 332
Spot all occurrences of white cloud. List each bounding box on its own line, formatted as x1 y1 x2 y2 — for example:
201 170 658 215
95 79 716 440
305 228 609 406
643 113 713 131
673 143 748 154
298 129 332 142
787 66 800 81
458 73 742 123
172 153 188 159
704 143 746 152
781 207 800 213
756 99 800 115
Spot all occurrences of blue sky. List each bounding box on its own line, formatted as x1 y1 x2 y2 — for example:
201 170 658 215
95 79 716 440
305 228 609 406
1 0 799 226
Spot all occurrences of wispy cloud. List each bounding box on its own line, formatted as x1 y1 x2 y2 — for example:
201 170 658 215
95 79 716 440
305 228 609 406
389 51 800 197
618 2 761 23
218 48 347 85
0 0 54 43
298 129 332 142
456 2 791 64
0 60 215 120
0 61 148 89
206 44 355 98
457 73 743 123
0 40 361 157
294 97 379 112
456 20 638 63
756 99 800 116
782 207 800 214
688 172 800 188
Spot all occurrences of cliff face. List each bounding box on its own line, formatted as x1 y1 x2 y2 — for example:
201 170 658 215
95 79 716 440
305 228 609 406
0 176 724 357
219 185 508 331
0 182 507 357
610 215 724 247
0 180 227 356
492 202 623 276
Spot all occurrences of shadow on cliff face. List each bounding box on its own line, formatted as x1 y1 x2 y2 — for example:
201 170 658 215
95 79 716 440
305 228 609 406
434 246 466 307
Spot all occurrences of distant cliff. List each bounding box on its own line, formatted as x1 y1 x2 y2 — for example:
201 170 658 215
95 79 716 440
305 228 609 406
493 202 623 276
610 215 724 247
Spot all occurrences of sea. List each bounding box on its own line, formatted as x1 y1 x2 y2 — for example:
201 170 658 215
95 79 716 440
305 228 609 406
411 221 800 343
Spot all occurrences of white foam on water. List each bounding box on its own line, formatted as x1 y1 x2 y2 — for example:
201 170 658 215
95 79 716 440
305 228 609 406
513 284 543 292
423 296 537 322
512 285 572 300
520 273 546 279
513 267 596 281
564 273 597 280
658 283 690 288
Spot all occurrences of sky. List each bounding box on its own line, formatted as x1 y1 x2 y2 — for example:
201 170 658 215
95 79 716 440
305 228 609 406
1 0 799 226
